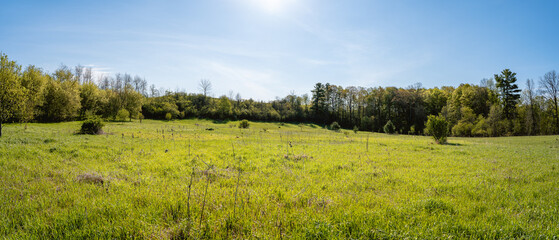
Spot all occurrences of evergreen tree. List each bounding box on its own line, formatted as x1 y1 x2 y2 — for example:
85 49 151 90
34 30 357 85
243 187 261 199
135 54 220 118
494 69 521 120
311 83 327 122
426 115 449 144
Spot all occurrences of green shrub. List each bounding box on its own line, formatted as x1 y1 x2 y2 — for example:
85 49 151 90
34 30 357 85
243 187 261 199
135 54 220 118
472 116 488 137
452 122 474 137
239 119 250 128
330 122 341 131
116 109 130 122
165 112 172 121
353 125 359 133
383 120 396 134
409 125 416 135
426 115 449 144
80 117 104 135
138 112 144 123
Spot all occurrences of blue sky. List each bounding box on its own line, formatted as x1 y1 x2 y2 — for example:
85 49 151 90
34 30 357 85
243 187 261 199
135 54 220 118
2 0 559 100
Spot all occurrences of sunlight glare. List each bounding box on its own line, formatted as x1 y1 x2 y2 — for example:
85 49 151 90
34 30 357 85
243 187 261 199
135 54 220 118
251 0 294 14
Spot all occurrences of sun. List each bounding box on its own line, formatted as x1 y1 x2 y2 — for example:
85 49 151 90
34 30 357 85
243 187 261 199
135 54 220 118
250 0 294 14
260 0 283 12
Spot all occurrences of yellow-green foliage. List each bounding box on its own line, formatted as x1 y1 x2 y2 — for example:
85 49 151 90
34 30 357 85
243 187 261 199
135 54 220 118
116 109 130 122
1 120 558 239
426 115 449 144
238 119 249 128
79 118 104 134
383 120 396 134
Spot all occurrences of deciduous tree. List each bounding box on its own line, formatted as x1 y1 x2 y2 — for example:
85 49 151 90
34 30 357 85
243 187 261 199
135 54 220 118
20 65 47 126
41 66 81 121
0 53 24 136
523 79 539 135
199 79 212 97
539 70 559 133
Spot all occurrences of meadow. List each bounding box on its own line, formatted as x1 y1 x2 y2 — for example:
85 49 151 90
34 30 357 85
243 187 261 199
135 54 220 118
0 119 558 239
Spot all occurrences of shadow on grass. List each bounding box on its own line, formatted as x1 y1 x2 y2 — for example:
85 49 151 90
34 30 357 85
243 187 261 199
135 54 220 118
212 120 230 124
444 142 462 146
302 123 319 128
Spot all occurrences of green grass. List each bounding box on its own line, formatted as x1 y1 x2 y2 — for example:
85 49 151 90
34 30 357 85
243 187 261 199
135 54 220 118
1 119 558 239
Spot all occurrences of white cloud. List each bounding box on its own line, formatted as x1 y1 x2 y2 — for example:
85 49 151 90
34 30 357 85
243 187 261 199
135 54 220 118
298 58 342 66
84 64 112 81
202 61 282 100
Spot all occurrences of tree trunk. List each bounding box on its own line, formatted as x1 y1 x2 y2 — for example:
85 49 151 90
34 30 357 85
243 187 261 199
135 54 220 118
530 104 537 135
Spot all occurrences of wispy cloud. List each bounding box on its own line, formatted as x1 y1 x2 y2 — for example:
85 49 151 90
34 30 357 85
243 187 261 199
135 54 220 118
298 58 343 66
201 61 282 100
83 64 112 79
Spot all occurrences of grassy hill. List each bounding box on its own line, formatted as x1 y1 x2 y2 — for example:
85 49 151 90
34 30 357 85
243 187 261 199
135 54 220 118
1 120 558 239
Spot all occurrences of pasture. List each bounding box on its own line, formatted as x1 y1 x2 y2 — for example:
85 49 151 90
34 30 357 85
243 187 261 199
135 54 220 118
1 120 558 239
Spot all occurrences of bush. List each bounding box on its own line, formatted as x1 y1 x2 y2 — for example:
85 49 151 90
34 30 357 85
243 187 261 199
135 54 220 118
165 112 172 121
452 122 474 137
80 117 104 135
383 120 396 134
426 115 449 144
138 113 144 123
330 122 341 131
472 120 488 137
353 125 359 133
116 109 130 122
409 125 416 135
239 119 250 128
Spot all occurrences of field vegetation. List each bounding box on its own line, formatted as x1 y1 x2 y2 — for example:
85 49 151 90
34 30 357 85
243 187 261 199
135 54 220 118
2 52 559 140
1 120 558 239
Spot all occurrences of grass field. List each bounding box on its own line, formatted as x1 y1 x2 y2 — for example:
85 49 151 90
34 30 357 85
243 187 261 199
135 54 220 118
1 119 558 239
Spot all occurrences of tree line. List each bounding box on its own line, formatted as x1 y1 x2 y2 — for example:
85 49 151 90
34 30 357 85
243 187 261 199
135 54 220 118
1 52 558 137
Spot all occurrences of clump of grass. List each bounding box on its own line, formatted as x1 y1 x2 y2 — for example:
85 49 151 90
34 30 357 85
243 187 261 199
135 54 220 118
76 173 105 185
420 198 455 214
284 154 311 161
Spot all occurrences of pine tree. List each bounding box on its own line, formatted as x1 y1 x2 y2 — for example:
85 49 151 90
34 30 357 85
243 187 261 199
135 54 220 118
494 69 521 120
311 83 327 122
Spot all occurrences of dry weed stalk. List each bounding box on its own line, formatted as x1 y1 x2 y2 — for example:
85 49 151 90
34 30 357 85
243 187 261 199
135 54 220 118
198 158 212 228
